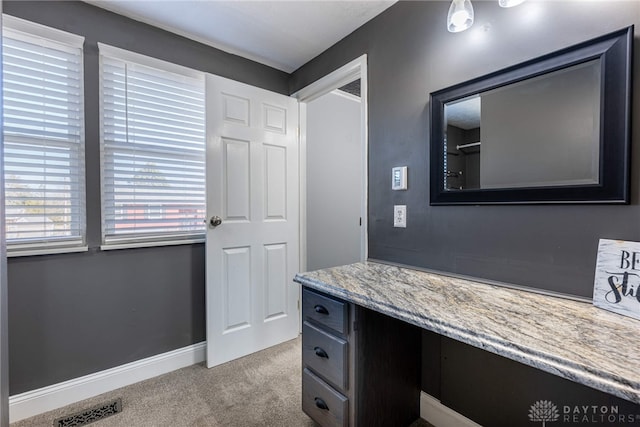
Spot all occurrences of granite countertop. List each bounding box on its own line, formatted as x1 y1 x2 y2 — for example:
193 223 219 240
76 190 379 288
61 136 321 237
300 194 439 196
294 261 640 404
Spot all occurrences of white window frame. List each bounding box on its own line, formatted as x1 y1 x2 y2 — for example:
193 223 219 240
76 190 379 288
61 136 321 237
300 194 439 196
98 44 206 250
3 15 87 257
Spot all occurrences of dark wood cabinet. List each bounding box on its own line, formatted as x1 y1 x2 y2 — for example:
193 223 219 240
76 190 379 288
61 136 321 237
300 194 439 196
301 286 422 426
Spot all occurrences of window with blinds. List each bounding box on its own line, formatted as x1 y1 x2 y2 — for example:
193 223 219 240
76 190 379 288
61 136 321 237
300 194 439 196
2 17 86 254
100 46 206 247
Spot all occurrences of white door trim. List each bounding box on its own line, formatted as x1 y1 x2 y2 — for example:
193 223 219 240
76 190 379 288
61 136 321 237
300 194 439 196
293 54 369 274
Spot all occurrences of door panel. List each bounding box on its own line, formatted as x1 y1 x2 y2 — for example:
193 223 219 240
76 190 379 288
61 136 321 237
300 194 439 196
223 138 250 221
222 246 251 333
206 74 299 367
264 144 287 220
222 93 250 126
263 104 287 133
264 242 288 321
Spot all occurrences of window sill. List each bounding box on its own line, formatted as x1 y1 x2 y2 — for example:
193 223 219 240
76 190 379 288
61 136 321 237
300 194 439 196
100 237 205 251
7 246 89 258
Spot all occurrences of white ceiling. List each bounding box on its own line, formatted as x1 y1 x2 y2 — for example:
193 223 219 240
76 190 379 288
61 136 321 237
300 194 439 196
85 0 397 73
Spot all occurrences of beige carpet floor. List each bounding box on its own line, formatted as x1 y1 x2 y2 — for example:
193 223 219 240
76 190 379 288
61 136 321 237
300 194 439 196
11 336 432 427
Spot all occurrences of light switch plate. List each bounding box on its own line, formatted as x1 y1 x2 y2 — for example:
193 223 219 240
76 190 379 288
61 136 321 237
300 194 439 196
394 205 406 228
392 166 407 190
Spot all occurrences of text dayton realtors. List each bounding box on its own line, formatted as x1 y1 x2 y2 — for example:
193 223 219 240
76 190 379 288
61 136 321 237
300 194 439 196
562 405 638 423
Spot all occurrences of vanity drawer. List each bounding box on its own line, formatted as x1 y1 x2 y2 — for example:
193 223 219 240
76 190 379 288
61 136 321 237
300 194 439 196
302 321 348 390
303 288 347 335
302 368 348 427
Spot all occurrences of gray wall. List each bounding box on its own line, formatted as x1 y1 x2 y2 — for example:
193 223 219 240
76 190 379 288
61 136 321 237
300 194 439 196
291 0 640 423
4 0 289 394
306 91 362 271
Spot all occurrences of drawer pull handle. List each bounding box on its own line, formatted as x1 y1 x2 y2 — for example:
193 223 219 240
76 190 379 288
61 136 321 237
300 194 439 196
314 305 329 315
314 347 329 358
314 397 329 410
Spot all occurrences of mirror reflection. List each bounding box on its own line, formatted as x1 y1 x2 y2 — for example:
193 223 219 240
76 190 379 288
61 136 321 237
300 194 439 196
443 59 601 192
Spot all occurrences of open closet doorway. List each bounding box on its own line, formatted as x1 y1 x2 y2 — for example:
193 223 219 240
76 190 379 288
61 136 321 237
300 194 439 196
294 55 368 273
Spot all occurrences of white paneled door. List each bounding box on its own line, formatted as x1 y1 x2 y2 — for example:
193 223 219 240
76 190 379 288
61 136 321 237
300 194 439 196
205 74 300 367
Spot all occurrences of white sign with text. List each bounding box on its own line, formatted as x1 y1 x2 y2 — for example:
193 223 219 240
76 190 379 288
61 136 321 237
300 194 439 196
594 239 640 320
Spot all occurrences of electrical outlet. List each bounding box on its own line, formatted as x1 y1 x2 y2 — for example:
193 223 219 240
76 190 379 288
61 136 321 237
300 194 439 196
394 205 406 228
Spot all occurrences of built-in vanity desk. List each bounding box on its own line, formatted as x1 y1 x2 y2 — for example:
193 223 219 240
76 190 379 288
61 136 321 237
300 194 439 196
294 261 640 426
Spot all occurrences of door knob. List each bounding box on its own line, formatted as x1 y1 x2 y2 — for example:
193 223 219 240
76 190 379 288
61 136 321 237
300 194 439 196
208 216 222 228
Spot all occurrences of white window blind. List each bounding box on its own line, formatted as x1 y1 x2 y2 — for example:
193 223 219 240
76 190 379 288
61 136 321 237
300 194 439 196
2 18 86 254
100 47 206 247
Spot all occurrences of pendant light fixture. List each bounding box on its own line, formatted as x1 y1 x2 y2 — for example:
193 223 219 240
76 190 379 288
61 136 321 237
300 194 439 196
447 0 526 33
499 0 526 7
447 0 474 33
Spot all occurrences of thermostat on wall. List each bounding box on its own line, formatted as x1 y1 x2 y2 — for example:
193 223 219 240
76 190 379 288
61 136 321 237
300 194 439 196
392 166 407 190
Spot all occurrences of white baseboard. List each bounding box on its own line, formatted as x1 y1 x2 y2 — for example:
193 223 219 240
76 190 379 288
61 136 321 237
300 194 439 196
9 341 206 423
420 391 482 427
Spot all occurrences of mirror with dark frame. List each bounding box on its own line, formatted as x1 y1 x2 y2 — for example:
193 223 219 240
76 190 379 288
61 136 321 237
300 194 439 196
430 26 633 205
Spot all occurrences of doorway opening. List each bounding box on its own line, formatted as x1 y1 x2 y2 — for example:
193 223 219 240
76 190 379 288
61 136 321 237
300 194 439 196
294 55 368 273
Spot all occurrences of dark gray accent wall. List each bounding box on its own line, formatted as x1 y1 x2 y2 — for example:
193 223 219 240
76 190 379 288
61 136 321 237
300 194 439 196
4 1 289 394
290 0 640 299
291 0 640 423
438 336 640 427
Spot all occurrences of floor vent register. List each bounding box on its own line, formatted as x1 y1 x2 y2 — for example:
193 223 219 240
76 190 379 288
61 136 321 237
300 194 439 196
53 398 122 427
